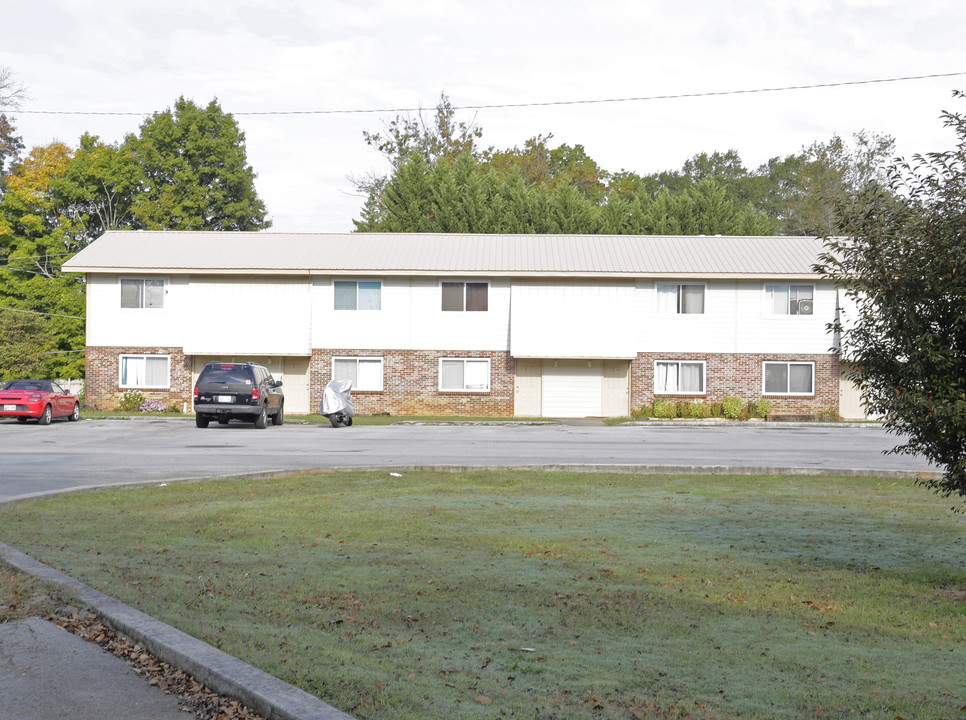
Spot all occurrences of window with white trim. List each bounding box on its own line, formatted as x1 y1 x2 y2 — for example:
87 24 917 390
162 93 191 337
332 357 384 391
657 283 705 314
442 281 488 311
765 284 813 315
439 358 490 392
334 280 381 310
654 360 706 394
763 361 814 395
119 354 170 389
121 278 166 309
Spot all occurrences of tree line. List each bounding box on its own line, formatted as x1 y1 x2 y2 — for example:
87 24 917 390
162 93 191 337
0 75 269 380
352 93 895 238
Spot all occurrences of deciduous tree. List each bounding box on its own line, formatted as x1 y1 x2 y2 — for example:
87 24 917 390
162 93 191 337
125 97 270 231
819 96 966 503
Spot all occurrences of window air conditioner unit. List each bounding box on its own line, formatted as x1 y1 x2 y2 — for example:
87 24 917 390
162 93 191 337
797 299 814 315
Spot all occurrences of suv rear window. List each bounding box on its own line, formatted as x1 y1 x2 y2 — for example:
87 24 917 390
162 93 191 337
199 364 253 385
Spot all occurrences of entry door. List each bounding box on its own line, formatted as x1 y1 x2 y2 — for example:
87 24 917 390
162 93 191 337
282 357 310 414
514 360 542 417
602 361 630 417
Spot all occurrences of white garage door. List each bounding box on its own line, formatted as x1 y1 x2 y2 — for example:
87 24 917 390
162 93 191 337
541 360 602 417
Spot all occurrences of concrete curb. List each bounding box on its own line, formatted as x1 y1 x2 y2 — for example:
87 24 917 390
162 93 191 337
0 542 355 720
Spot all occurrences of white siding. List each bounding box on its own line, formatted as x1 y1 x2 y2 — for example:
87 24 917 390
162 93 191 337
183 277 311 355
510 281 637 358
85 274 189 347
312 277 413 350
636 280 738 353
736 280 836 354
414 278 510 351
312 277 511 351
634 279 837 355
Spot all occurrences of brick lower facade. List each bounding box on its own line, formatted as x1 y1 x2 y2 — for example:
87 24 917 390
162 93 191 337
85 346 193 411
630 352 839 415
310 349 514 416
85 345 838 417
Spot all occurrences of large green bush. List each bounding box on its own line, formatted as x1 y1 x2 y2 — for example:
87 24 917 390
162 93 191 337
652 398 676 419
748 398 773 418
721 396 743 420
686 401 711 418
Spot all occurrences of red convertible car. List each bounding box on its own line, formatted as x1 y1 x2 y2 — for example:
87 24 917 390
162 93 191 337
0 379 81 425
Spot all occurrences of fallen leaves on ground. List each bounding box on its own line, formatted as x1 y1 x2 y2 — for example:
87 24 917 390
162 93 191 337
49 607 267 720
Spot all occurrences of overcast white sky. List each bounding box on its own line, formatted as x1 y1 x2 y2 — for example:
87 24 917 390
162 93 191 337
3 0 965 232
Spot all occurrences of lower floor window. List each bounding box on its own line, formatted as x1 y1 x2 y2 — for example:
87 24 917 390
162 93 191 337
333 357 384 391
655 360 705 394
120 354 170 388
440 358 490 391
763 361 814 395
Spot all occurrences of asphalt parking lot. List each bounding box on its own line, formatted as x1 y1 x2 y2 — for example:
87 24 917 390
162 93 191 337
0 417 936 502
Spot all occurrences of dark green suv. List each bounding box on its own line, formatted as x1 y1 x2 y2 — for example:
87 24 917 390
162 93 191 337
193 362 284 429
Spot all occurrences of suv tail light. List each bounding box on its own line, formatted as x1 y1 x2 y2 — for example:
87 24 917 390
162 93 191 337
251 387 260 402
193 386 199 400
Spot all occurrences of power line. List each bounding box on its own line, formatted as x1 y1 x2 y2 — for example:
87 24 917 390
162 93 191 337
0 251 76 262
13 71 966 118
0 305 84 320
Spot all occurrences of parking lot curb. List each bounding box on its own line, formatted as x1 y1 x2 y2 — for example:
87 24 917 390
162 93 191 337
0 542 356 720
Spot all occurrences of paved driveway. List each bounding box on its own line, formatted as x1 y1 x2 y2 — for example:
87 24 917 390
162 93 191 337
0 418 935 503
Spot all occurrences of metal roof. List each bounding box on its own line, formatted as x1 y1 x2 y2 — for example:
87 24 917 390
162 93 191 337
62 231 827 278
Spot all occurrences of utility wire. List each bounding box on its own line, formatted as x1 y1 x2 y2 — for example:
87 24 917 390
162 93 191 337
0 305 84 320
12 71 966 117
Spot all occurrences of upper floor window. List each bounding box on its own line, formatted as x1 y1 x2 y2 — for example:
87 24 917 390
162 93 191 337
442 281 488 312
440 358 490 392
121 278 166 309
120 354 170 389
765 284 813 315
657 283 705 314
334 280 381 311
763 361 814 395
333 357 384 391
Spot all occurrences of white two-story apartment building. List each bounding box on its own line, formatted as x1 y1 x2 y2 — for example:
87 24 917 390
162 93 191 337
64 231 852 418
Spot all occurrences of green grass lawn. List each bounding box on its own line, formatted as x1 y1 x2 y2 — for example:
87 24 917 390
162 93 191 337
1 471 963 719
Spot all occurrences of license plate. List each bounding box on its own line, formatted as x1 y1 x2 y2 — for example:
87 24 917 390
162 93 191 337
2 404 15 411
216 395 234 403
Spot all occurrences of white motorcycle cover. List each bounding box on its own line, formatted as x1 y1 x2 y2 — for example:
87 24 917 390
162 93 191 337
321 378 354 416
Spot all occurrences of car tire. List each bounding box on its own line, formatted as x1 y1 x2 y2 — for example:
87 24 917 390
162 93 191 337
254 404 268 429
329 414 341 428
38 405 52 426
68 403 80 421
272 403 284 426
195 414 210 428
